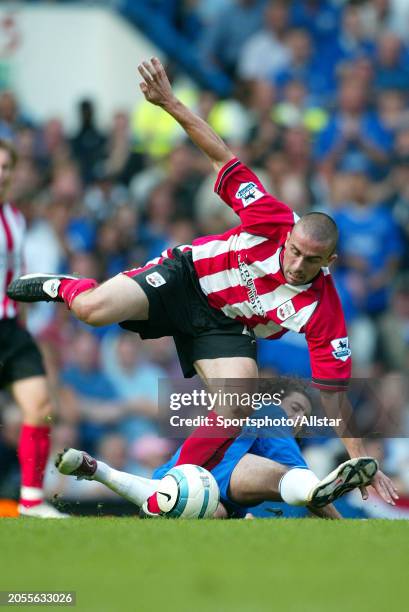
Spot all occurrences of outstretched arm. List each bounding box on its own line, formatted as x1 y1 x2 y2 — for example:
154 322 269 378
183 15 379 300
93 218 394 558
320 390 399 506
138 57 233 171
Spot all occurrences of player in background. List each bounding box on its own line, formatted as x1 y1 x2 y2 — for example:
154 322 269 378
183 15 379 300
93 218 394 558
55 380 378 519
8 58 398 514
0 139 67 517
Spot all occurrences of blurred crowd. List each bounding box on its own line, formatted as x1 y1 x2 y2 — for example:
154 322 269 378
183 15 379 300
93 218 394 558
1 0 409 516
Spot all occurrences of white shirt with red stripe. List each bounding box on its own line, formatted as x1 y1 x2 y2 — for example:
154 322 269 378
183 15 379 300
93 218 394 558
0 201 25 319
190 159 351 390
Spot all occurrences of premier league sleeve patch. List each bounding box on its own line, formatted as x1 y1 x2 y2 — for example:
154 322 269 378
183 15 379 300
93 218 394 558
146 272 167 288
330 337 351 362
235 182 264 207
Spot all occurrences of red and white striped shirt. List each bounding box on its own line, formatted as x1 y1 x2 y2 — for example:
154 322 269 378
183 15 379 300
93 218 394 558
192 159 351 389
129 159 351 389
0 202 25 319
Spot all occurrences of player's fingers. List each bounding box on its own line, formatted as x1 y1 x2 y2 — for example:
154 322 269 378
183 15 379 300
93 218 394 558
359 485 368 500
139 82 148 95
376 479 394 505
387 478 399 499
137 64 153 84
151 57 166 78
383 479 397 504
143 60 157 80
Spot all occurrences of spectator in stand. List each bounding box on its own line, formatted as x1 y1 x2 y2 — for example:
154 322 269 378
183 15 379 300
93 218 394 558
101 331 165 442
194 0 234 28
71 99 106 185
165 142 207 220
94 221 128 279
329 4 375 70
390 159 409 269
237 0 290 81
260 127 312 216
199 0 265 77
290 0 340 52
8 157 42 208
378 274 409 373
273 28 332 105
273 79 328 133
332 161 403 365
0 91 29 141
337 56 375 96
60 330 121 451
104 111 144 186
129 434 174 478
377 89 409 134
373 32 409 91
138 181 176 260
359 0 409 42
314 77 393 179
38 118 71 176
84 170 129 223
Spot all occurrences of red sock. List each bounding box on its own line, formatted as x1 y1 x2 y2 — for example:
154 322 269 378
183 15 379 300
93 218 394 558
18 424 51 508
58 278 98 309
175 411 241 471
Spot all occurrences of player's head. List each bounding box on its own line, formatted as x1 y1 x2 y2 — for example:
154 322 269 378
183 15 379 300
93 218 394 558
283 213 338 285
282 380 314 437
0 138 17 198
279 380 312 414
260 376 313 430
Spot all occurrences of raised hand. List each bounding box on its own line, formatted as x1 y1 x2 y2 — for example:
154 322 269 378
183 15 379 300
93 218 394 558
360 469 399 505
137 57 176 108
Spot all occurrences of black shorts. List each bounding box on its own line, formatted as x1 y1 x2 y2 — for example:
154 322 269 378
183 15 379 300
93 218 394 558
120 249 257 377
0 318 46 387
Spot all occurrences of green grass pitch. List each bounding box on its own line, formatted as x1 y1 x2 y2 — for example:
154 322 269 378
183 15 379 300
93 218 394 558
0 518 407 612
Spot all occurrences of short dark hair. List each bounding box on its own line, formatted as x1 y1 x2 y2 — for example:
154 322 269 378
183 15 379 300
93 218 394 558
259 376 312 403
0 138 17 168
295 212 339 253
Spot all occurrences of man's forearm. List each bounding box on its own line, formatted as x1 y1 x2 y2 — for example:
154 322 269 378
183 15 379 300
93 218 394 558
162 98 234 170
319 390 367 458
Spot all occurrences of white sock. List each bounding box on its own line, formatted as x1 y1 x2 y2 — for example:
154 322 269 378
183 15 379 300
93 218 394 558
279 468 319 506
93 461 159 507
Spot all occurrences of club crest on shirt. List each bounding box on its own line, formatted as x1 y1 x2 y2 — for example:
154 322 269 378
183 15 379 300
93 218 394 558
276 299 296 321
146 272 166 288
331 337 351 362
236 182 264 207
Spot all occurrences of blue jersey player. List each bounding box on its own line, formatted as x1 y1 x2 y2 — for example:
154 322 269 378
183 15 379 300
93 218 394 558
55 381 378 519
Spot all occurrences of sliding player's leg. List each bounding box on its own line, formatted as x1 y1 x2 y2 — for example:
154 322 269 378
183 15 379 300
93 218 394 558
227 453 318 506
228 453 378 510
56 448 159 506
226 453 340 519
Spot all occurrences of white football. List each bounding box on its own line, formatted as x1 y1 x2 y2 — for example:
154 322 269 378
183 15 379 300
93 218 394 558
156 464 219 518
